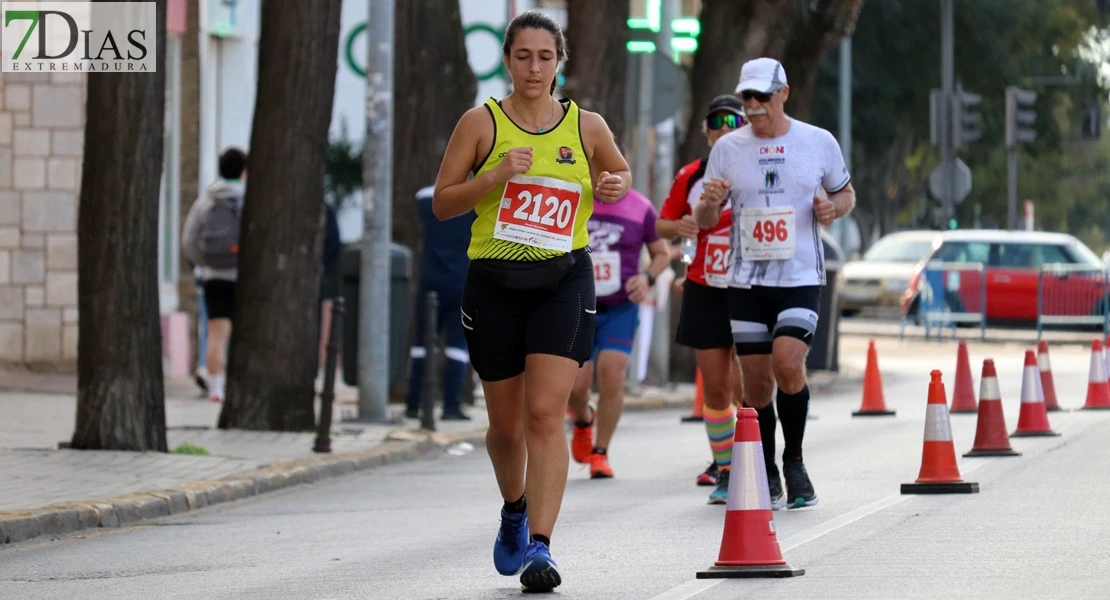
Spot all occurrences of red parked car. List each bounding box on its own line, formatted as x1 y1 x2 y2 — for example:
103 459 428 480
900 230 1109 325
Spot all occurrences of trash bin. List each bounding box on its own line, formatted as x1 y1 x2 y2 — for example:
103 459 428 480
807 229 844 372
340 243 414 390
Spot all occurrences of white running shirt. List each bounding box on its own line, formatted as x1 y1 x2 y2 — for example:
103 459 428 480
705 118 850 288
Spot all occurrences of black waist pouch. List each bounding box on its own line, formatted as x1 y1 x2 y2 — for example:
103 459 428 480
469 248 587 293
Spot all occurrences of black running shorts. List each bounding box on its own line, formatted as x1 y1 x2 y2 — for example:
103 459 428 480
727 285 822 356
203 279 236 320
676 279 734 350
461 248 596 382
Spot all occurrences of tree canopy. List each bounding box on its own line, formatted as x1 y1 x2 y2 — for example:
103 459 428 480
810 0 1110 249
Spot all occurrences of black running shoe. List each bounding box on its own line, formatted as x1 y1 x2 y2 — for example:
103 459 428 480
783 459 819 508
696 462 718 487
767 463 786 510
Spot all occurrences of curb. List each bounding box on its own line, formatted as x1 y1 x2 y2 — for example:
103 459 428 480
0 428 487 547
1 372 858 547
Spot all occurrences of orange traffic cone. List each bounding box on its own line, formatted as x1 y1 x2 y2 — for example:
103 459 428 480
1083 339 1110 410
1037 340 1061 412
950 341 977 413
697 407 804 579
1104 334 1110 377
964 359 1020 457
1012 349 1060 437
853 340 895 417
682 368 706 422
901 370 979 494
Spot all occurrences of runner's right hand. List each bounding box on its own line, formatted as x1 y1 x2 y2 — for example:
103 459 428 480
490 147 532 184
699 177 730 207
677 216 700 239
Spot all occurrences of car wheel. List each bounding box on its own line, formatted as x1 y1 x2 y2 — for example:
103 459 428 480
841 309 860 318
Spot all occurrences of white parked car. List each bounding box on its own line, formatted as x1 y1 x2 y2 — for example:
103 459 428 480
838 230 941 316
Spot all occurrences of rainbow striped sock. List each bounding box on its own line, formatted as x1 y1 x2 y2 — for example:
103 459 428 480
703 405 736 472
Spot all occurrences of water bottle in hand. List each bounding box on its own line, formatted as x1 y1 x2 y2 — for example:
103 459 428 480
681 237 697 265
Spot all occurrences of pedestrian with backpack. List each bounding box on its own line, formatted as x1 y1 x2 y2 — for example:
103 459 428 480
182 147 248 404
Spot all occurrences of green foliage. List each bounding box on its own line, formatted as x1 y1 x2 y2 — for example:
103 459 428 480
170 442 210 455
811 0 1109 239
325 118 363 211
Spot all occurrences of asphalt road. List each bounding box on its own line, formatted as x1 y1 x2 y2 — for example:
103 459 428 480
3 341 1109 599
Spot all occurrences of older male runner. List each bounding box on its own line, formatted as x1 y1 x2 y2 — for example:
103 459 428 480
695 57 855 510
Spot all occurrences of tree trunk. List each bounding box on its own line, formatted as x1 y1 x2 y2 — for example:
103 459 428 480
564 0 630 143
392 0 477 255
178 0 201 371
219 0 342 431
678 0 862 167
72 0 168 452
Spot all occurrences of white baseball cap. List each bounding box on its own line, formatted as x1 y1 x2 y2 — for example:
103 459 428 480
735 57 788 94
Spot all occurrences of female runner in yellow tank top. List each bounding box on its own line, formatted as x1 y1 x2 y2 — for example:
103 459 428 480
433 10 630 594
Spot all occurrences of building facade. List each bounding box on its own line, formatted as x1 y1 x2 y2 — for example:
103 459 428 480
0 0 186 368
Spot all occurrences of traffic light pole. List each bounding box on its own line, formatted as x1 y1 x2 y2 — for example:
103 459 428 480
357 0 394 422
1007 145 1018 230
940 0 955 226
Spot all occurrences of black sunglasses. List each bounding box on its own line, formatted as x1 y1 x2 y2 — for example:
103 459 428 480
706 113 744 130
739 89 778 103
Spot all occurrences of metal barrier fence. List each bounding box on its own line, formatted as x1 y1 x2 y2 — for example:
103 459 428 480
1036 265 1110 339
900 261 987 341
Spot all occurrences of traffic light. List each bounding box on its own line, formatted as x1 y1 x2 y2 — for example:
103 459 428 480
1005 86 1037 148
952 85 982 149
1082 104 1102 140
949 218 958 230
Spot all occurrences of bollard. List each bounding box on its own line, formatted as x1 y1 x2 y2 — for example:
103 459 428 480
420 291 439 432
314 297 345 453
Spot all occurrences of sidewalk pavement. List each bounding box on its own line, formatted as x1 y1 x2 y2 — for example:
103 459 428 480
0 364 857 547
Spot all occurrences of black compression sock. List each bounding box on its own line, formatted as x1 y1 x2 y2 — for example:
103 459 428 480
531 534 551 547
755 402 778 472
777 385 810 462
503 494 526 514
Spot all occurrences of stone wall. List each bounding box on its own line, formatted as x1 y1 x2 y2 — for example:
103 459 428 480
0 73 86 367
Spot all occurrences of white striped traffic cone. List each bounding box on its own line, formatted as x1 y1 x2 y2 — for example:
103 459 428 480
1084 338 1110 410
1013 349 1060 436
697 407 804 579
902 370 979 494
1037 340 1061 412
964 359 1020 457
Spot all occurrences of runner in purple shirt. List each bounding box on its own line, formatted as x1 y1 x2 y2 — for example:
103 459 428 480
567 188 671 479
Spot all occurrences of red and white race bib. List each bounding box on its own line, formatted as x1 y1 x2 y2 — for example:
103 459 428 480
493 175 582 253
739 207 795 261
592 251 621 297
703 234 731 288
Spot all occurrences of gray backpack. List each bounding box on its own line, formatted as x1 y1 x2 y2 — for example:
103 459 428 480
197 187 242 270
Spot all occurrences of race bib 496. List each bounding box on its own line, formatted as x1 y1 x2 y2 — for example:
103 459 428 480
739 207 795 261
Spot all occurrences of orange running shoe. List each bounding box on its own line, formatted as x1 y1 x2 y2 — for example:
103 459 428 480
589 452 613 479
570 407 594 464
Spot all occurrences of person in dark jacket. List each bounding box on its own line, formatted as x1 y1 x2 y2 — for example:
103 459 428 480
406 185 476 420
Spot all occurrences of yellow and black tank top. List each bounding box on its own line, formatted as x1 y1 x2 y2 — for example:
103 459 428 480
468 97 593 261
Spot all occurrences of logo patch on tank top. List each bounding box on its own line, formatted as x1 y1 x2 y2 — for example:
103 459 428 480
556 146 576 165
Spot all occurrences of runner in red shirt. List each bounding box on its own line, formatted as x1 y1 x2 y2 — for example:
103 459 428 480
657 95 745 505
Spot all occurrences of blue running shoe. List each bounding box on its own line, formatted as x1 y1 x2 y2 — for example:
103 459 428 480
520 540 561 593
493 508 529 576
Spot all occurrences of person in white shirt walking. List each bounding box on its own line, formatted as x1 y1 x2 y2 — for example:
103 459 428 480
695 57 855 510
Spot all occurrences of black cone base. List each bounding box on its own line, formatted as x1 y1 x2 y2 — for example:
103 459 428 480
696 563 805 579
901 481 979 494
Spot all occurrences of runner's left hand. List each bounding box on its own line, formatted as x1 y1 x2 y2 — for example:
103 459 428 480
595 172 624 203
813 194 836 226
626 274 649 303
